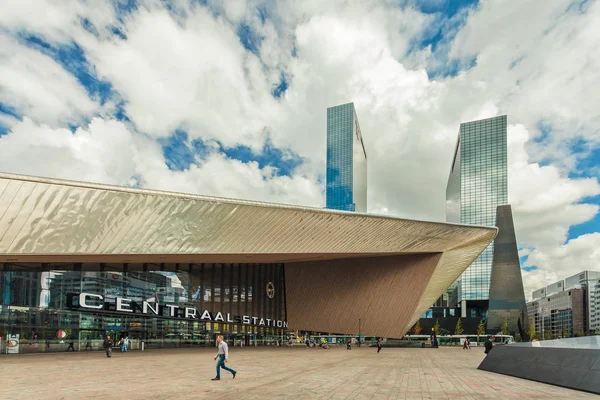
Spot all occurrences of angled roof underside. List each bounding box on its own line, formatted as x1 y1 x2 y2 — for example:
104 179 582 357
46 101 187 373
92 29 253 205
0 173 496 266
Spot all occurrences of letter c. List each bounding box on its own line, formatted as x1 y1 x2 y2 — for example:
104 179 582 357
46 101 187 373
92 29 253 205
79 293 103 309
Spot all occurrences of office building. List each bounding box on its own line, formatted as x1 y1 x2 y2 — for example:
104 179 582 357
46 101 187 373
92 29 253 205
326 102 367 212
527 288 585 338
446 115 508 312
529 270 600 335
592 279 600 333
0 173 495 354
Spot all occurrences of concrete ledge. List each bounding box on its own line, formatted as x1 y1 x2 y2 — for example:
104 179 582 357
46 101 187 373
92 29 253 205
478 345 600 394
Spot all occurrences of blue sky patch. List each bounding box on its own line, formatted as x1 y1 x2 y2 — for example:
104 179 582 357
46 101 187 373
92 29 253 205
161 129 304 176
237 22 263 56
256 4 269 25
219 138 303 177
432 57 477 79
0 103 20 120
533 121 552 144
112 0 138 22
160 130 197 171
80 17 100 37
0 103 20 136
573 146 600 178
567 194 600 240
109 25 128 40
272 73 289 98
407 0 478 78
412 0 479 15
19 33 115 106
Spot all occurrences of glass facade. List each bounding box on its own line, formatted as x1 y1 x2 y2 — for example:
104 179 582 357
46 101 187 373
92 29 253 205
446 115 508 302
0 263 287 353
527 289 585 338
326 102 367 212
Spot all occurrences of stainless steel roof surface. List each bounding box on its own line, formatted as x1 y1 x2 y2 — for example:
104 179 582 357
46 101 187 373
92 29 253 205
0 173 496 261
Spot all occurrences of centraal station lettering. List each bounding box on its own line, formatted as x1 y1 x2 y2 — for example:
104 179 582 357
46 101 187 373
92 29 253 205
73 292 288 328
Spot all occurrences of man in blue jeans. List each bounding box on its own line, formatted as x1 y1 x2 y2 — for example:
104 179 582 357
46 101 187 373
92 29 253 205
212 335 237 381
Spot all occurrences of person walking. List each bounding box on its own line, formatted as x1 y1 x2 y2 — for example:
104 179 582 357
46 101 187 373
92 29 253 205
431 328 438 348
484 336 494 355
85 339 92 351
212 335 236 381
124 336 130 352
377 338 382 353
103 335 113 358
463 338 470 350
66 341 75 352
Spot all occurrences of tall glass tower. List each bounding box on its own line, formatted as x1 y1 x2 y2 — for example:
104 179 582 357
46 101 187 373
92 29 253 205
326 103 367 212
446 115 508 308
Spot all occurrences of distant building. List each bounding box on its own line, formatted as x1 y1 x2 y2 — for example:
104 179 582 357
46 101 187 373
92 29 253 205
592 279 600 333
326 102 367 212
527 288 585 338
529 270 600 335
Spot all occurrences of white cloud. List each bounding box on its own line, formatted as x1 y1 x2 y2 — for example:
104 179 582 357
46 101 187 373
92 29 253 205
509 124 600 247
0 117 140 183
0 35 98 127
0 117 323 207
449 0 600 168
80 6 282 151
522 233 600 299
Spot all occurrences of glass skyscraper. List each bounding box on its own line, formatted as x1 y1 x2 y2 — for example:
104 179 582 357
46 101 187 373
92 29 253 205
326 103 367 212
446 115 508 304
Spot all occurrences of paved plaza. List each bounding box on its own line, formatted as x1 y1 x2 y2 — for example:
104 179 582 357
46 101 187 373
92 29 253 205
0 346 595 399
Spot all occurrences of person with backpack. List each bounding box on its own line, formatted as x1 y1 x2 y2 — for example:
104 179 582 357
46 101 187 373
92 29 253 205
103 335 113 358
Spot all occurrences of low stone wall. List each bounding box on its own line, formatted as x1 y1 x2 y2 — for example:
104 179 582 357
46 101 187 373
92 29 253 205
478 345 600 394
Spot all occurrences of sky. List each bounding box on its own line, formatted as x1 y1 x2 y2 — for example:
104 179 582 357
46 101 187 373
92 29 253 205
0 0 599 300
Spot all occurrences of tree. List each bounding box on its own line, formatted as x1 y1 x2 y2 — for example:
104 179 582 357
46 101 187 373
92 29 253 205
433 319 440 335
526 317 536 341
414 320 422 335
501 318 509 336
454 318 464 335
477 320 486 344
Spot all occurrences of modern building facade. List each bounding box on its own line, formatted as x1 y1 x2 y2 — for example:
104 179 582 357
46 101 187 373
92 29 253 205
446 115 508 316
0 173 495 354
592 279 600 333
326 102 367 212
486 205 528 335
530 270 600 335
527 288 585 339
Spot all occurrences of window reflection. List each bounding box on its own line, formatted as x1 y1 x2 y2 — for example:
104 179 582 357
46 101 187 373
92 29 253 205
0 263 286 353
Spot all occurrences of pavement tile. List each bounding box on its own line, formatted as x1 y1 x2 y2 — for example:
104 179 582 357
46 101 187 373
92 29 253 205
0 346 597 399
